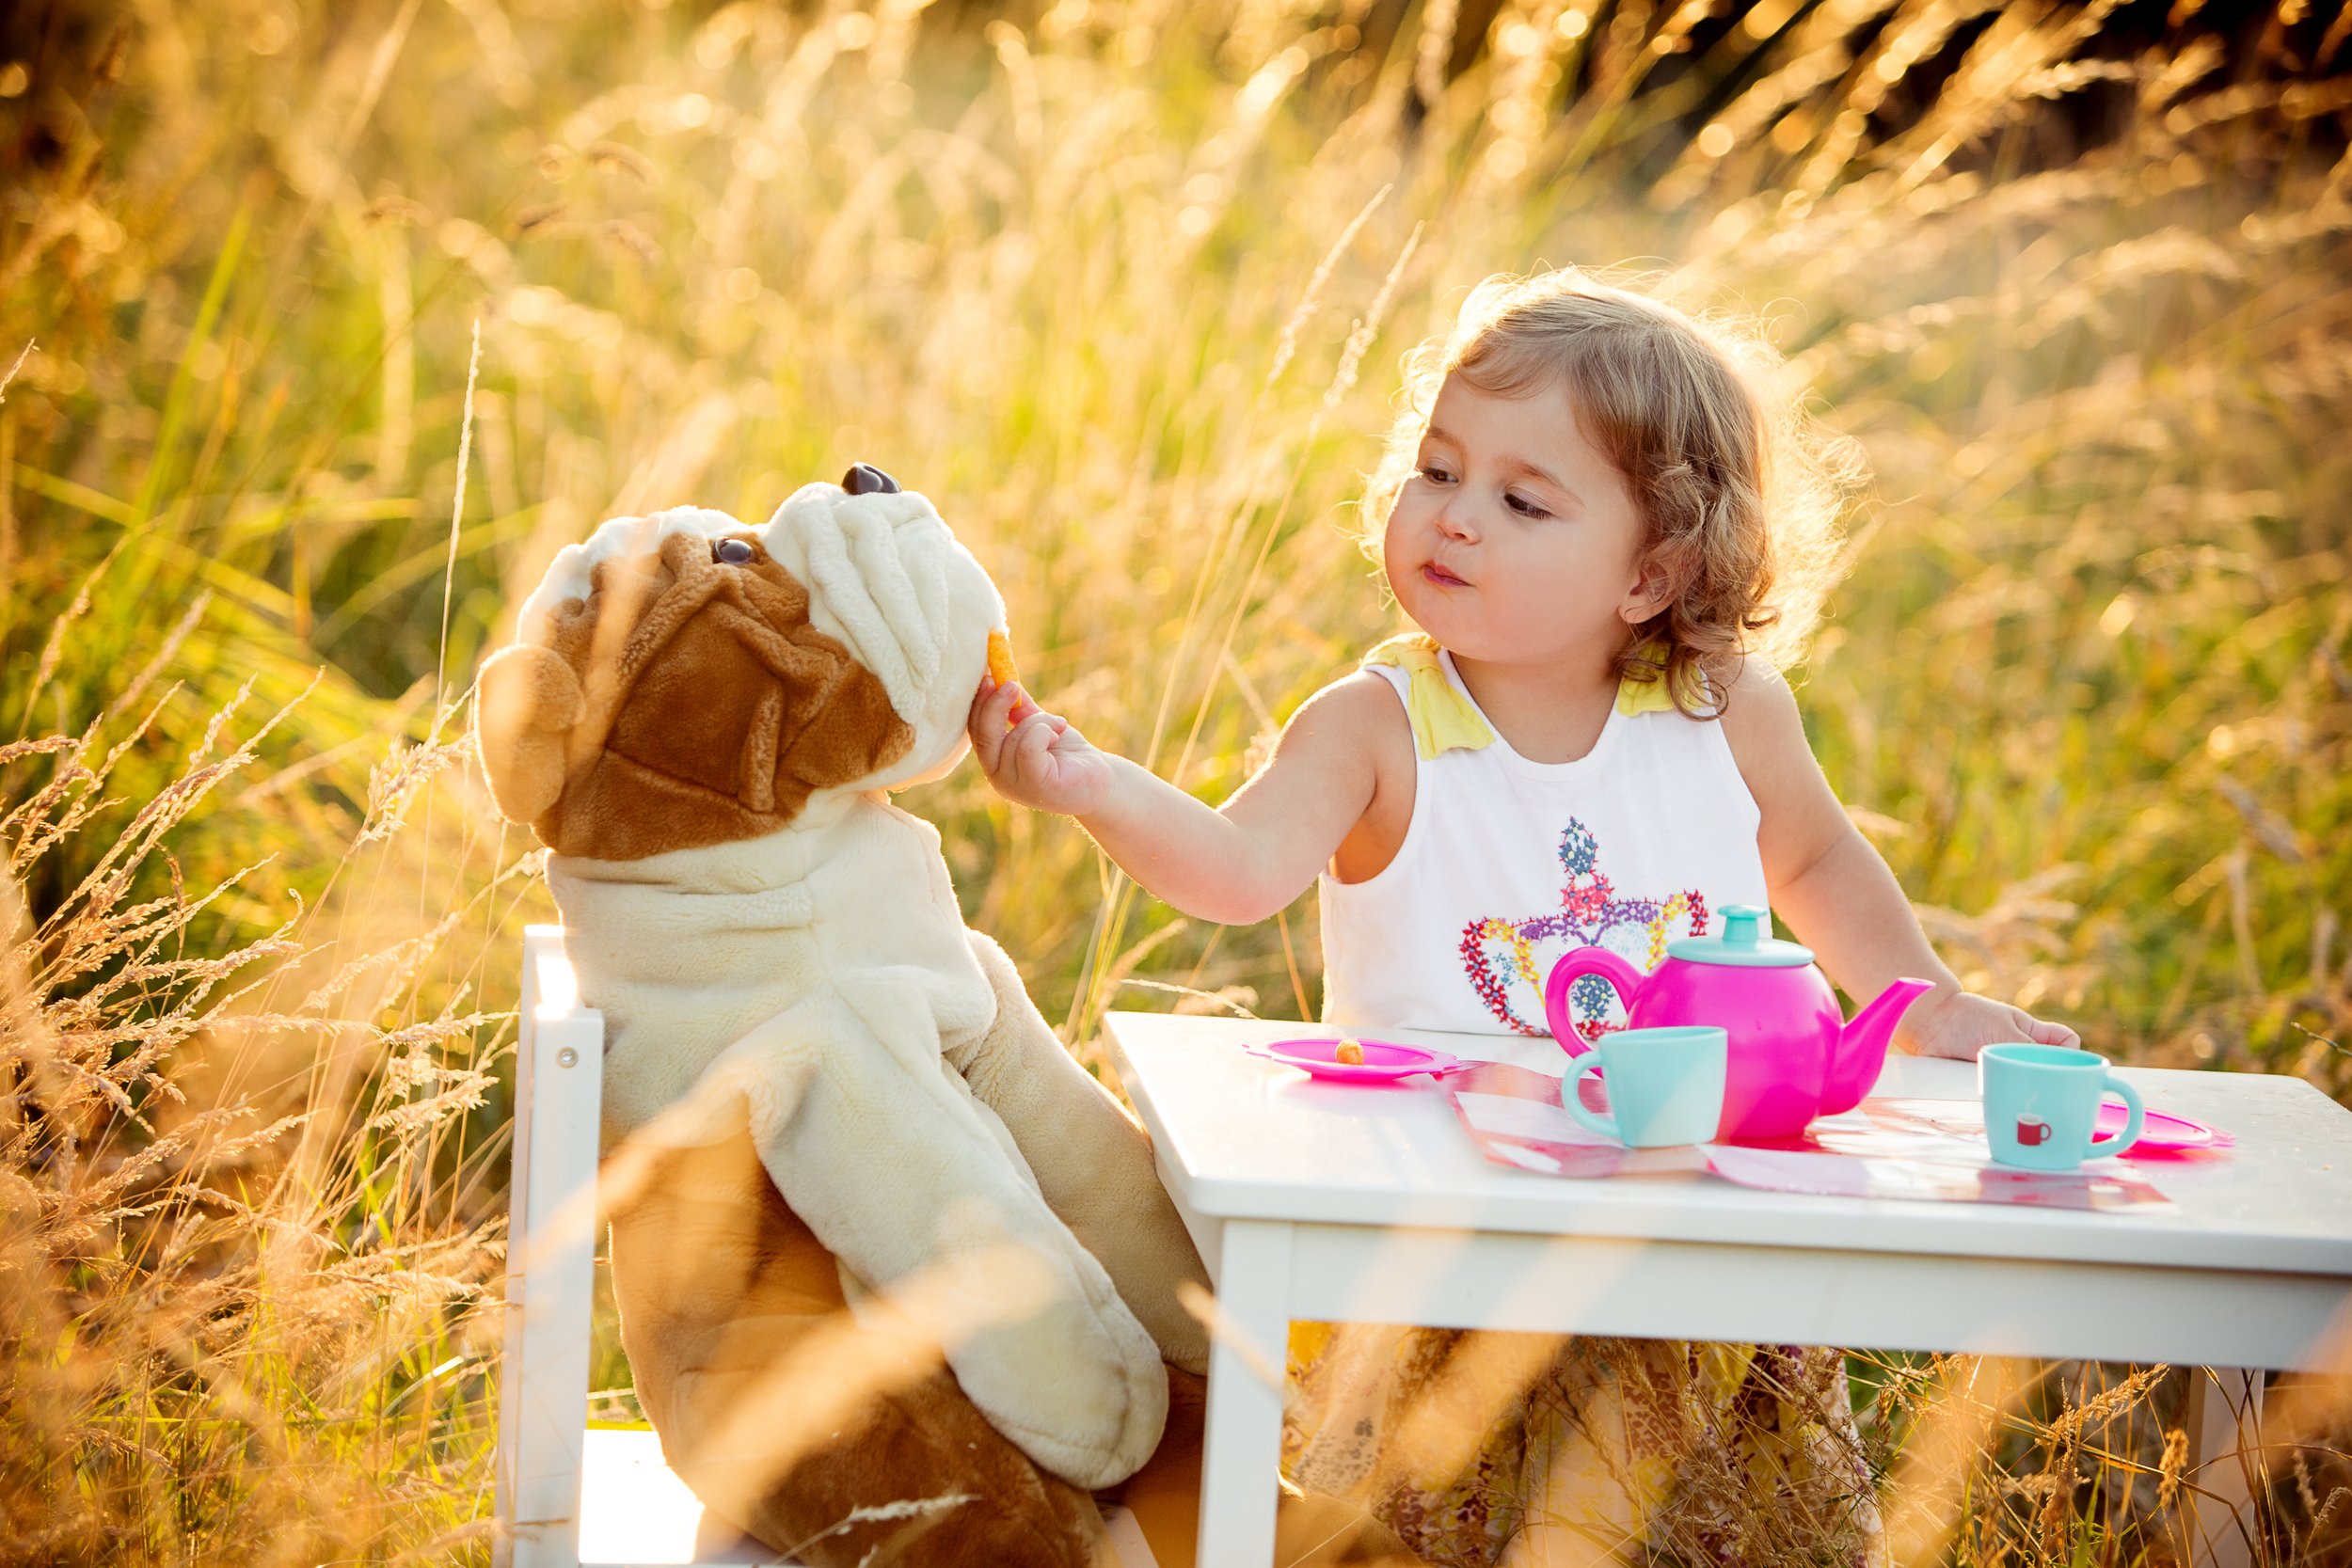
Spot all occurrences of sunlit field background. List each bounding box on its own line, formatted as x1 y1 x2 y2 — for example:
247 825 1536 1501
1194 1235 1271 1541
4 0 2349 1561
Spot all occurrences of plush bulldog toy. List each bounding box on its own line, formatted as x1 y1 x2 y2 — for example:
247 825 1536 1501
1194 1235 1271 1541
475 468 1413 1567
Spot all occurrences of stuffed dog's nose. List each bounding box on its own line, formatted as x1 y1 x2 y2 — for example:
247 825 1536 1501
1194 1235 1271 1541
842 462 900 496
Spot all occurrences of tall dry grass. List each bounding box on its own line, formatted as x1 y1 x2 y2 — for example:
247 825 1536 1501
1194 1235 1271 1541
0 696 512 1560
3 0 2349 1561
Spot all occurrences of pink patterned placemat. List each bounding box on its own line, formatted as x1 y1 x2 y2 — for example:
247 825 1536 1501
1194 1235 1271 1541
1445 1061 2173 1212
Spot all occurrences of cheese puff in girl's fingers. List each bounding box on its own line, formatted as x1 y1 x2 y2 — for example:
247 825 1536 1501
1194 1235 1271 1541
967 676 1116 816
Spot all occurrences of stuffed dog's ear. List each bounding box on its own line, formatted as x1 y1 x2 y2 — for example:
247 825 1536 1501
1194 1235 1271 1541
474 642 584 825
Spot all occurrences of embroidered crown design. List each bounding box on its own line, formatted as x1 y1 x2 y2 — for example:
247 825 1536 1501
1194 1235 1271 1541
1458 819 1708 1037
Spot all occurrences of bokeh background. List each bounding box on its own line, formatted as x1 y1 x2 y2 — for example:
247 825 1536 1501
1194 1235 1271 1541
3 0 2348 1562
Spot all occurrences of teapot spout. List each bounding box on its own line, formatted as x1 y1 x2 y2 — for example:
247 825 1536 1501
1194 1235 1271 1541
1821 977 1937 1115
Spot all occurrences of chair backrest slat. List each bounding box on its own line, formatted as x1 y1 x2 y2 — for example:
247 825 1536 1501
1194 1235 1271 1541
495 925 605 1568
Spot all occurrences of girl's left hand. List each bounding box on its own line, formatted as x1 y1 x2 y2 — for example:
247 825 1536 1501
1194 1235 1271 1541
1899 988 2079 1061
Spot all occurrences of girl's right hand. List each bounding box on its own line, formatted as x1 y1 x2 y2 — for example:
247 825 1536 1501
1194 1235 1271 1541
967 676 1117 816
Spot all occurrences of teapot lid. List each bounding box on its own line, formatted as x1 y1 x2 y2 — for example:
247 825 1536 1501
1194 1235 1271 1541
1666 905 1815 968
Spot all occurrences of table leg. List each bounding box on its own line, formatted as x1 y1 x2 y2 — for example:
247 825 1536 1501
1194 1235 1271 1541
2185 1367 2265 1568
1196 1219 1292 1568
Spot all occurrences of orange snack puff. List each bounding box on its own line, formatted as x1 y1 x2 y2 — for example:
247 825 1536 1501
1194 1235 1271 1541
987 630 1025 730
1334 1037 1364 1066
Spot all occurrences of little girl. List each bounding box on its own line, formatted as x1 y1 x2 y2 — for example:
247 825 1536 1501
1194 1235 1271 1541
966 270 2076 1564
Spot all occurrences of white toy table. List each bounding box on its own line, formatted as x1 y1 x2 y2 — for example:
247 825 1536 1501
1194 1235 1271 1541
1102 1011 2352 1568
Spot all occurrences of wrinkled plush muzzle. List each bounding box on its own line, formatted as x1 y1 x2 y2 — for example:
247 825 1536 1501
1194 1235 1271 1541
475 483 1004 859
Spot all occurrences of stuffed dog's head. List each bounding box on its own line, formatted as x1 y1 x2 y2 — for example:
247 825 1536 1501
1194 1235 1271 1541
474 469 1005 861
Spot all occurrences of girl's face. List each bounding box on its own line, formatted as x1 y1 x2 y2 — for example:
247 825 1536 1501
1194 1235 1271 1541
1383 372 1657 672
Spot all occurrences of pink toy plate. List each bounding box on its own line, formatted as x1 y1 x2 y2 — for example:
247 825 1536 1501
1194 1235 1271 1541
2104 1102 2232 1152
1248 1037 1466 1084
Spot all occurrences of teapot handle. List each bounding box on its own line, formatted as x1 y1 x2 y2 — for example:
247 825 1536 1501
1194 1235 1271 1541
1544 947 1645 1058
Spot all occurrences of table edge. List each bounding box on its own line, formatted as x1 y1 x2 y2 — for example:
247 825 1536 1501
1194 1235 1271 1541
1104 1012 2352 1279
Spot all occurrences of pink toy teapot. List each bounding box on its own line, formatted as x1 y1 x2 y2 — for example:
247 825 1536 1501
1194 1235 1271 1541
1544 906 1933 1143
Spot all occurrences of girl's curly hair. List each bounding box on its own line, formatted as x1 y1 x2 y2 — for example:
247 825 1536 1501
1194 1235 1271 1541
1359 267 1864 715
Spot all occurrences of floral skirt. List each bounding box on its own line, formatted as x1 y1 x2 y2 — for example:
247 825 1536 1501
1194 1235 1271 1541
1283 1324 1888 1567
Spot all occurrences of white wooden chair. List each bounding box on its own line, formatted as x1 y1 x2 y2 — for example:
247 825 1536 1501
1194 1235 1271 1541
493 925 1159 1568
497 924 760 1567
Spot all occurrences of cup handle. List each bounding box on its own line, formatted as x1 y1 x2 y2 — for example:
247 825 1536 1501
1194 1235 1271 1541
1565 1060 1618 1140
2087 1075 2145 1159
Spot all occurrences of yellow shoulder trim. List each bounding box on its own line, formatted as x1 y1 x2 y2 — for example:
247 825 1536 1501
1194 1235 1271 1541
1614 641 1701 717
1361 635 1694 757
1360 634 1494 760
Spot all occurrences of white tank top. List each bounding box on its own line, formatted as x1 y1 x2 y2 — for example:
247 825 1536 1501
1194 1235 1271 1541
1317 650 1770 1039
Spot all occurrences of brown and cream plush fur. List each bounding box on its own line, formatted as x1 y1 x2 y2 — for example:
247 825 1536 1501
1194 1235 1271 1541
476 481 1415 1566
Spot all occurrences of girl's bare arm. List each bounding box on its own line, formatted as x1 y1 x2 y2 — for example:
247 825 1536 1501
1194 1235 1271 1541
1720 664 2077 1060
965 673 1396 927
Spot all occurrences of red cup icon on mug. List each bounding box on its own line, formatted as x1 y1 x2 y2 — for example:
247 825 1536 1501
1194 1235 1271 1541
2015 1117 2051 1148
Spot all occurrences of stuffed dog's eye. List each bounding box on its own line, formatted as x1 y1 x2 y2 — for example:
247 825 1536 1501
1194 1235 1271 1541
714 538 755 565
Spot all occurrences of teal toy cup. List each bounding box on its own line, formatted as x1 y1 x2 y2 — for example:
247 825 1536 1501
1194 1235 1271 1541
1563 1026 1728 1148
1979 1043 2145 1170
